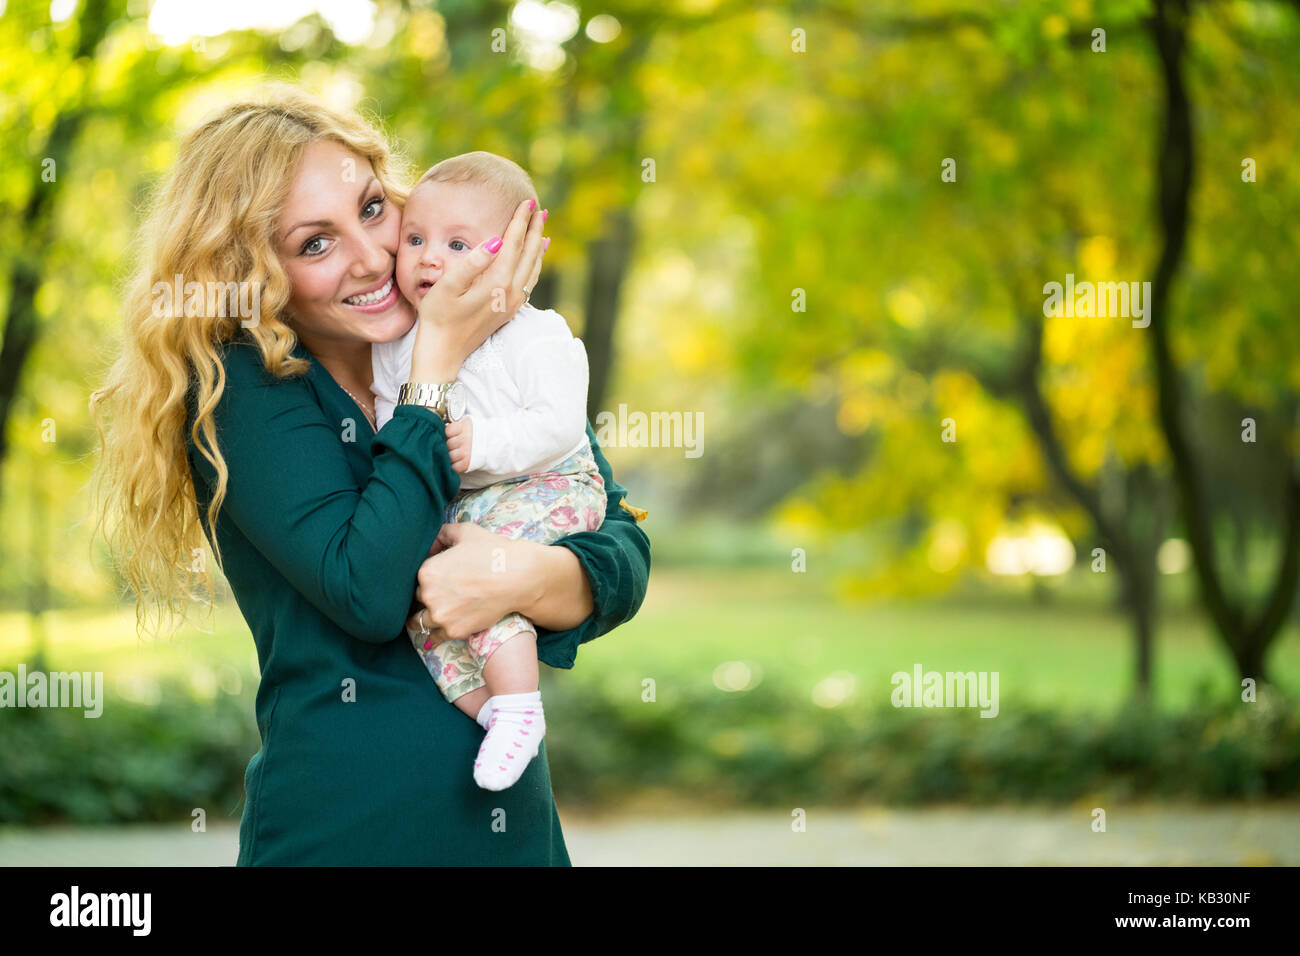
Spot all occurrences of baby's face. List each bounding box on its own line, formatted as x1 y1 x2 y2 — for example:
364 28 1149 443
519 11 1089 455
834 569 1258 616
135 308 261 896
396 180 508 305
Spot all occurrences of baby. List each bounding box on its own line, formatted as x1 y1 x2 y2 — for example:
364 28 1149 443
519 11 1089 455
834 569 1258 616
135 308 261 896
370 152 607 792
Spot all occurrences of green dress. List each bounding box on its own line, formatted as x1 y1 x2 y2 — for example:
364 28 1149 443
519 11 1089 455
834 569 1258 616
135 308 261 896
184 333 650 865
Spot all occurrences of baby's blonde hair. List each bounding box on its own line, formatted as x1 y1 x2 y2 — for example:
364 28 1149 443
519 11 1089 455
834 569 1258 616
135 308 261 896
415 151 538 224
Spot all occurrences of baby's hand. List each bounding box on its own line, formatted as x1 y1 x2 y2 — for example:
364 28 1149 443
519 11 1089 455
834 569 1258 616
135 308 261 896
444 416 473 474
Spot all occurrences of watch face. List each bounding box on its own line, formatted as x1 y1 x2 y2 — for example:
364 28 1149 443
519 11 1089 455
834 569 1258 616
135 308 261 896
447 382 468 420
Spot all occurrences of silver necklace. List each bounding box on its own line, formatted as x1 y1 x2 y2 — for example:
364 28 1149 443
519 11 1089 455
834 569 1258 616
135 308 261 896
340 384 376 430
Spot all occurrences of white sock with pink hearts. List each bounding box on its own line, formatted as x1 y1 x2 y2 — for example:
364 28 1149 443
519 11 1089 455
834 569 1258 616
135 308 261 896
474 699 495 731
473 691 545 791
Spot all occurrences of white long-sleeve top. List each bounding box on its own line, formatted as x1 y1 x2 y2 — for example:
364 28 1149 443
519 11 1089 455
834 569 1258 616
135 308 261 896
370 304 591 490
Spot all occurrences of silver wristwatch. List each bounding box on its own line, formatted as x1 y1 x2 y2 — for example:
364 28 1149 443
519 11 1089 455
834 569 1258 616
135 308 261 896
397 380 467 423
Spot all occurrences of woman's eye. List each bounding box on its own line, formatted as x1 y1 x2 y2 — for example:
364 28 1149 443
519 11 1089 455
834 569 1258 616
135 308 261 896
450 239 468 252
301 236 328 256
362 196 385 220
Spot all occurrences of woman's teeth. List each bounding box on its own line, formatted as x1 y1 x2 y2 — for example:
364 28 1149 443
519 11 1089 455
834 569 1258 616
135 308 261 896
345 277 393 306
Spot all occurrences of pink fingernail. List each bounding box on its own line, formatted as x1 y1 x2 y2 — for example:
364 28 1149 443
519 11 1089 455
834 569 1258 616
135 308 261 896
542 237 551 251
541 208 548 222
527 199 536 211
485 236 502 253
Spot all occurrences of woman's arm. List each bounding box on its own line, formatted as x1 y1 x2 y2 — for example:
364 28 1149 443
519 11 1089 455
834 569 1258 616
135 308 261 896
518 542 593 632
187 340 460 643
409 422 650 668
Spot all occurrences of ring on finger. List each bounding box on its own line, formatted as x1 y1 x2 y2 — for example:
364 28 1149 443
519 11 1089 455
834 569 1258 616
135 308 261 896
419 608 430 638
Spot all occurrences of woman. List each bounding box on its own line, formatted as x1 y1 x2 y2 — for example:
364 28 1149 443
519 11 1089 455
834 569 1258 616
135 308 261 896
88 86 651 865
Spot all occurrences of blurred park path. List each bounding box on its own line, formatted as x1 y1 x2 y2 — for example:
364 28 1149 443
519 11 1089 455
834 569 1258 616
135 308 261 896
2 804 1296 866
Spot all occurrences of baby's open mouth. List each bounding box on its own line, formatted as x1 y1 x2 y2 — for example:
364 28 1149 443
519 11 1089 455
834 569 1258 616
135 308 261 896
343 275 395 306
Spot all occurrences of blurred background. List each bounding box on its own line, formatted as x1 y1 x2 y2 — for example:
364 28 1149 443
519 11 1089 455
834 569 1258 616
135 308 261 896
1 0 1299 865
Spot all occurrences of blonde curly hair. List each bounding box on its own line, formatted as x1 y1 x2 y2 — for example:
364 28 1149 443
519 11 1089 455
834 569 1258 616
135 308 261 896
88 84 411 638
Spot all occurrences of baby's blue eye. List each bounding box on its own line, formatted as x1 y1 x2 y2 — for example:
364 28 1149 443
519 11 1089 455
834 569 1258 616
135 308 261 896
408 235 423 246
450 239 469 252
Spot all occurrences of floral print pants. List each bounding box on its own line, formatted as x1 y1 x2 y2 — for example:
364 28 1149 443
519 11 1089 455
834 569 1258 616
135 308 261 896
409 442 607 703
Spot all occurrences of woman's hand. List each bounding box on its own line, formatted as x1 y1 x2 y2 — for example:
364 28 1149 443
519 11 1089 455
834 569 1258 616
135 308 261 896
409 199 547 380
406 523 541 644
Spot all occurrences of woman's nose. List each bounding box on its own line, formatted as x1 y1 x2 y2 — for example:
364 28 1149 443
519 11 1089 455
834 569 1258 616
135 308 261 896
355 232 392 278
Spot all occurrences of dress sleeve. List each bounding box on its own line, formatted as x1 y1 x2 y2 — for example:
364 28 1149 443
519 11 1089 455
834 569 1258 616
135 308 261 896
188 342 461 643
535 420 652 669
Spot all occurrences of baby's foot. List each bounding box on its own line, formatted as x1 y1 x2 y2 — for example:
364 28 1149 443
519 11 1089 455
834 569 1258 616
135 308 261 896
473 691 546 791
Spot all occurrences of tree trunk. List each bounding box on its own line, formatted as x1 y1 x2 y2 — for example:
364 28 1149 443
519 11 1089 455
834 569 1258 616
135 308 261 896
1147 0 1300 693
582 207 635 421
528 271 558 313
1230 641 1269 687
0 0 112 487
1123 561 1157 699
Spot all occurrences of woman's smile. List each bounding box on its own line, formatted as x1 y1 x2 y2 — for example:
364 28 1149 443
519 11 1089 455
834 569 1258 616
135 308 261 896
343 273 398 311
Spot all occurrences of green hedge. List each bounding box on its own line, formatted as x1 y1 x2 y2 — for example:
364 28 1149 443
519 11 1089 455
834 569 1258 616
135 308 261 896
2 677 1297 824
0 684 255 825
543 681 1300 807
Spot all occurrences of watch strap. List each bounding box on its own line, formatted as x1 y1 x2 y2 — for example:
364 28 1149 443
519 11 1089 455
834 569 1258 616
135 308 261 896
398 381 452 421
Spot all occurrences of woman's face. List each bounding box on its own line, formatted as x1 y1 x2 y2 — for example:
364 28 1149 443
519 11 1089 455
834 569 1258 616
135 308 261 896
275 139 415 348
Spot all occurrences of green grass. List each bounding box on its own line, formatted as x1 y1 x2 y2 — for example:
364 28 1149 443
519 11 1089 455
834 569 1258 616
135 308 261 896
4 567 1297 714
